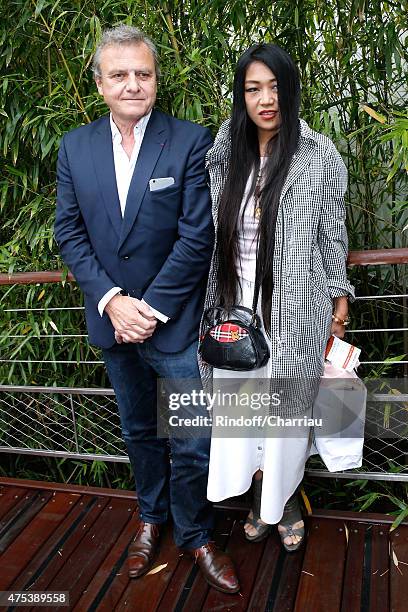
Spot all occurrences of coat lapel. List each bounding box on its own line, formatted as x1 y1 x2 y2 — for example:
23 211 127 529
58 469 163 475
280 134 316 204
118 110 167 251
90 115 122 239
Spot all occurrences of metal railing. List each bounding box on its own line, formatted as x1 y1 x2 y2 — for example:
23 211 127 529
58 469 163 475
1 248 408 481
0 385 126 462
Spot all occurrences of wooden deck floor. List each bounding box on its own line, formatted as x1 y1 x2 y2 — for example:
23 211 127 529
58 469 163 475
0 477 407 612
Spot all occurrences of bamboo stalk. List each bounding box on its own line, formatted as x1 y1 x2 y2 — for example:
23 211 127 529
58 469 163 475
35 8 91 123
162 2 181 61
47 48 51 96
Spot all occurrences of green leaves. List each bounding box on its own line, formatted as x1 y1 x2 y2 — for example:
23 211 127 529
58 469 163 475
0 0 407 390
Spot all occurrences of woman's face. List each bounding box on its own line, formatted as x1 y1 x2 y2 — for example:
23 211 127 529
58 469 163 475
244 61 281 139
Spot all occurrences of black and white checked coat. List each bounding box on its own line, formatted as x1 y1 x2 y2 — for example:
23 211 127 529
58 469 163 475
199 118 355 415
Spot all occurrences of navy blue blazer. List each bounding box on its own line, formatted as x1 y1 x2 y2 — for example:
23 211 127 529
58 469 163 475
55 109 214 351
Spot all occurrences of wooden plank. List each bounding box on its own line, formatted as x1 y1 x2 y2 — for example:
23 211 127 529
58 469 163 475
21 497 110 591
270 539 305 612
8 494 106 593
0 492 80 590
2 480 403 525
157 549 198 611
0 271 74 285
0 478 138 501
0 489 38 535
73 509 139 611
348 248 408 267
215 504 408 527
24 495 110 612
0 478 402 612
311 508 408 526
178 510 237 611
113 524 181 612
37 497 134 610
0 486 28 521
390 524 408 612
368 525 390 612
340 522 366 612
1 249 407 288
247 530 284 612
293 518 346 612
202 515 267 611
0 490 52 554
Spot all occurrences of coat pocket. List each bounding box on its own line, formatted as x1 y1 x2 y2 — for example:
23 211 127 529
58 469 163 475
309 274 332 309
309 271 333 349
309 243 331 306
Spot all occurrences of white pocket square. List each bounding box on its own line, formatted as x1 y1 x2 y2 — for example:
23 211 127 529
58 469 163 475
149 177 175 191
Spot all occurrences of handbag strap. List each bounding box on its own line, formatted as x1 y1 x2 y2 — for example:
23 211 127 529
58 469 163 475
250 167 263 323
250 254 261 324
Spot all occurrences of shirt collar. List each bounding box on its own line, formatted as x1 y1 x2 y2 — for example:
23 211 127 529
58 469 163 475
110 111 152 144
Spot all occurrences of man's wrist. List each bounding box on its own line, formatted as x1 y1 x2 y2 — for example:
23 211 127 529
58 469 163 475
98 287 123 317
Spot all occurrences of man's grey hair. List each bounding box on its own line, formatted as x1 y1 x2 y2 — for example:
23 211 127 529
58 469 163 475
92 25 160 78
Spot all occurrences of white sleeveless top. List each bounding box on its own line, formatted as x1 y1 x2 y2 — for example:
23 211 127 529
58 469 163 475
236 159 266 281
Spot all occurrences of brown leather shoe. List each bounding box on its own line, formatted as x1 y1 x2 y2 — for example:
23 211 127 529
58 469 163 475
128 521 161 578
191 542 240 594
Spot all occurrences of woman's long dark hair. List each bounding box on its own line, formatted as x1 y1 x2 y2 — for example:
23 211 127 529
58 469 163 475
216 44 300 335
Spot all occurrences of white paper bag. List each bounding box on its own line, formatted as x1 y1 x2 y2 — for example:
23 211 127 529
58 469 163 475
310 362 367 472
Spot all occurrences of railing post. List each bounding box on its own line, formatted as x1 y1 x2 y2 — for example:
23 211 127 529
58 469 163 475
69 393 80 455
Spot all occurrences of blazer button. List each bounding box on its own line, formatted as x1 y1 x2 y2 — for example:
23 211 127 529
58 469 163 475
123 256 130 260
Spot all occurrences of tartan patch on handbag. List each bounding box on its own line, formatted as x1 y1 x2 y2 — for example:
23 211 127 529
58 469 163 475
209 323 249 343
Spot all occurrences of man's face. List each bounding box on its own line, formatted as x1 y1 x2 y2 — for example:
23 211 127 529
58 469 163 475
95 42 157 123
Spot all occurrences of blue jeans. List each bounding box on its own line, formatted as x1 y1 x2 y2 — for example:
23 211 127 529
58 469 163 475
102 340 213 548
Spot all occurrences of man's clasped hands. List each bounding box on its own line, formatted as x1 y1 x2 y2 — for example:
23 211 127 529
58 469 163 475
105 294 157 344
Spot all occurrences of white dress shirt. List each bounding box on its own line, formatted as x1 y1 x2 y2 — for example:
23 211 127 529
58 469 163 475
98 112 169 323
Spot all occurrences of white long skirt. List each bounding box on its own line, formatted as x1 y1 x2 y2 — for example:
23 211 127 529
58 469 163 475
207 278 313 525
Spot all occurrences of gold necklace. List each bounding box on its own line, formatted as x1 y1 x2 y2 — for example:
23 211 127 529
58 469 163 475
254 169 263 220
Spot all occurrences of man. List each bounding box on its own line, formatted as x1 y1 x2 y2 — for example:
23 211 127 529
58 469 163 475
55 25 239 594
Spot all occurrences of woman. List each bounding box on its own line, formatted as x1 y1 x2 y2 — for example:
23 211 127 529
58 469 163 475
200 44 355 550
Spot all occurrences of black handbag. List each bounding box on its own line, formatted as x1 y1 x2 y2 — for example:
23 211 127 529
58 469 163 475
199 272 270 371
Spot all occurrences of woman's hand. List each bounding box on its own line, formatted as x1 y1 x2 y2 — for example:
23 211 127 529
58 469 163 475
331 295 349 339
331 320 346 339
